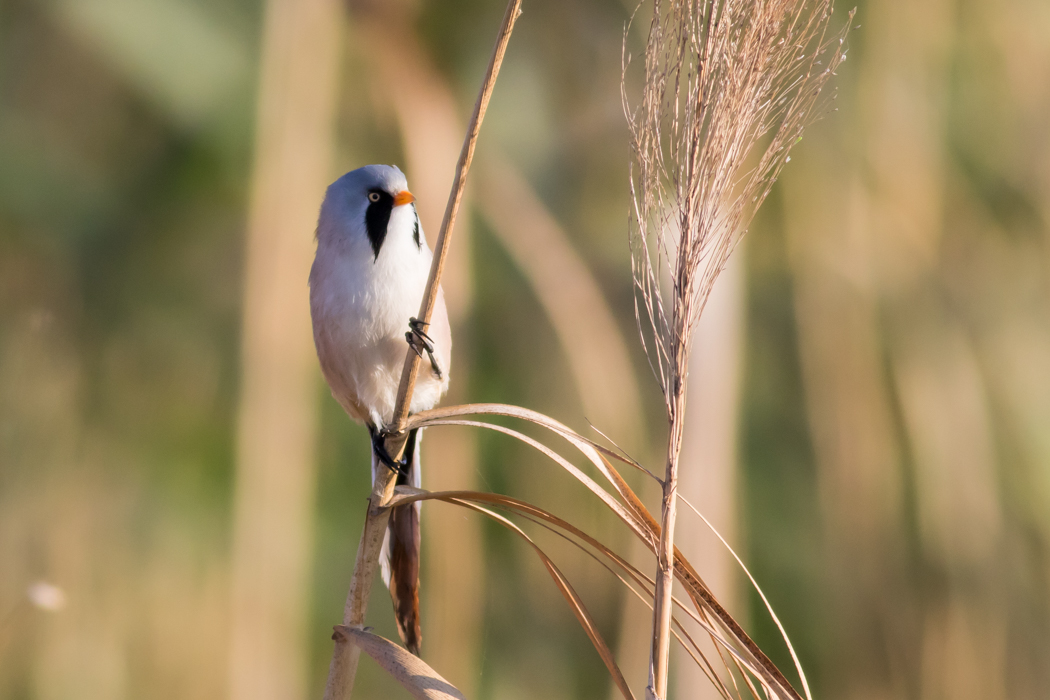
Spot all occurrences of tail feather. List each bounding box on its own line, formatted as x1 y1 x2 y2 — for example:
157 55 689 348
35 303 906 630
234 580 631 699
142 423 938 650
375 427 423 655
389 489 421 654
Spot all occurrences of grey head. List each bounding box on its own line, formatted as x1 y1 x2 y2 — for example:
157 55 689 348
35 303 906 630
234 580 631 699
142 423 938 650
319 164 420 260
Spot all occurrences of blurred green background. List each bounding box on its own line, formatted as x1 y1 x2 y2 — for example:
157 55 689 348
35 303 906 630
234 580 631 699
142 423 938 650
2 0 1048 699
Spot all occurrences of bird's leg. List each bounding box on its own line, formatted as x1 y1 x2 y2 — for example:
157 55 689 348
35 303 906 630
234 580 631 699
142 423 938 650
369 425 409 477
406 317 444 379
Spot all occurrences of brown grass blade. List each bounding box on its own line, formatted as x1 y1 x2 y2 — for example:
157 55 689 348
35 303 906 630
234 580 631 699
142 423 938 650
467 502 753 700
406 404 804 700
604 454 802 700
407 403 649 508
678 493 812 700
388 485 793 699
332 627 466 700
391 492 637 700
409 417 648 537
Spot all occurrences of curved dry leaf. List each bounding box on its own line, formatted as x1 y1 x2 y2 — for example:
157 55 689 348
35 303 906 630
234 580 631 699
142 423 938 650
476 157 645 447
391 486 779 698
386 487 640 698
593 451 802 700
407 403 636 493
436 497 637 700
406 404 804 700
498 503 745 693
334 626 466 700
411 418 649 539
679 493 813 700
396 485 728 643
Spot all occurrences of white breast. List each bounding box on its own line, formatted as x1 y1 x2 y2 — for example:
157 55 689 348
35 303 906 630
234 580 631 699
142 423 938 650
309 204 451 428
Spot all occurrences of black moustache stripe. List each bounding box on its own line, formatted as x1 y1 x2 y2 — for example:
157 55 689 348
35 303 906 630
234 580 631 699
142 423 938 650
364 190 394 260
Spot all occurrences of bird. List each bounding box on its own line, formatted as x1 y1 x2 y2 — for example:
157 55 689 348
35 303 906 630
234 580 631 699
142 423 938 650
309 164 451 656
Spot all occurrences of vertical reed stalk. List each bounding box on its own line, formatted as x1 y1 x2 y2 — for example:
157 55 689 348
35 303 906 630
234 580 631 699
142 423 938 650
321 2 522 698
649 209 697 700
625 2 851 697
230 0 339 697
649 391 685 700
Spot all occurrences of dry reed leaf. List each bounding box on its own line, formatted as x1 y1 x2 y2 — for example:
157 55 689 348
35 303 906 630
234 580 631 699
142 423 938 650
602 453 802 700
678 493 812 699
411 417 648 536
388 485 784 698
388 487 636 700
391 485 774 698
392 485 725 647
497 503 770 700
408 403 803 699
333 626 466 700
408 403 648 514
391 411 805 699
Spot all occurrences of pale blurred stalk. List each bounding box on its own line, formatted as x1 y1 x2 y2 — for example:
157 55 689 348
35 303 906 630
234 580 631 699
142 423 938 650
784 150 907 699
673 251 744 700
608 227 744 700
783 0 1008 696
860 1 1006 697
476 157 645 449
228 0 341 698
613 259 743 700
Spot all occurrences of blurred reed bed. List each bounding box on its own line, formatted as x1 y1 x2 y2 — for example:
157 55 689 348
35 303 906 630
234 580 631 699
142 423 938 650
1 0 1049 698
228 0 339 699
767 0 1050 697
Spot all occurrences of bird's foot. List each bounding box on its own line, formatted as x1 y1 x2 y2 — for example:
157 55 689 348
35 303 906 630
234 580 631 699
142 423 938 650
369 426 410 477
406 317 443 379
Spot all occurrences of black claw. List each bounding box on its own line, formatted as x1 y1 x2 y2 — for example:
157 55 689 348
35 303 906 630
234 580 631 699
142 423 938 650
406 317 444 379
408 317 434 345
405 331 427 359
369 426 409 477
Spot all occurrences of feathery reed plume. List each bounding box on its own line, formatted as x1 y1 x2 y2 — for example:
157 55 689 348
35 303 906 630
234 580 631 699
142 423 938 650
623 1 852 697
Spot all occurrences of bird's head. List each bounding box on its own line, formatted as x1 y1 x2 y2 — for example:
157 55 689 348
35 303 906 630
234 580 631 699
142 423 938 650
318 164 419 260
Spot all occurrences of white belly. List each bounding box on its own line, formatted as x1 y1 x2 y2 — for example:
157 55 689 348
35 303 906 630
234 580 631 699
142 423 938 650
310 227 450 428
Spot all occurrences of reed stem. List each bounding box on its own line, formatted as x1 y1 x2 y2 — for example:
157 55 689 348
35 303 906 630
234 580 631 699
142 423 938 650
321 2 522 697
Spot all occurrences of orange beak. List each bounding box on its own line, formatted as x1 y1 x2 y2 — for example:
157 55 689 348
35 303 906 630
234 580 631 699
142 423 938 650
393 190 415 207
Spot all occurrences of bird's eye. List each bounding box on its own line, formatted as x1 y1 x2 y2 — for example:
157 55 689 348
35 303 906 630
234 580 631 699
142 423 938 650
368 192 381 203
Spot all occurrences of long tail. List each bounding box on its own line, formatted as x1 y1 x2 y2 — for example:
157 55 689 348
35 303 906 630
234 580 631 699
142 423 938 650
376 427 422 655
